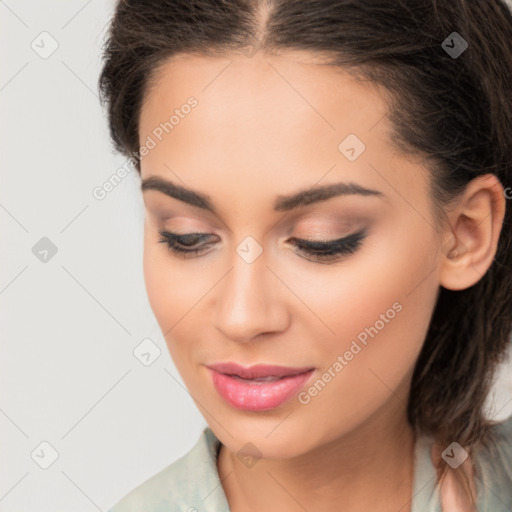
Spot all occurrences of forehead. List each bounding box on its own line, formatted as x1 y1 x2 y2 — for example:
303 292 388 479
138 51 427 216
140 50 388 147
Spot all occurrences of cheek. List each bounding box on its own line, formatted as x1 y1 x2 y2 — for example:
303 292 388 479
142 227 190 337
143 228 168 326
291 222 439 345
299 229 439 420
142 226 214 364
143 224 193 316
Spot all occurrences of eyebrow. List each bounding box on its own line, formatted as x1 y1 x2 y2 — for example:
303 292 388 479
141 176 384 213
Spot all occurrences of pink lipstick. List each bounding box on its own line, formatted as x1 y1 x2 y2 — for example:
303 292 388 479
207 362 315 411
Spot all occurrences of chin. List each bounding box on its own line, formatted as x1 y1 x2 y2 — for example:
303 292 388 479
211 416 321 460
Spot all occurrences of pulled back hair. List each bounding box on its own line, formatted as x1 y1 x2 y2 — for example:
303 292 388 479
98 0 512 505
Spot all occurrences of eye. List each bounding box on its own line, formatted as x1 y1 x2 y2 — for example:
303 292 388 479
289 230 367 263
157 230 216 258
157 229 367 262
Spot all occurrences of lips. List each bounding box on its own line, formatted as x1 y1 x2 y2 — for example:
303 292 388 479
206 362 315 379
206 362 315 411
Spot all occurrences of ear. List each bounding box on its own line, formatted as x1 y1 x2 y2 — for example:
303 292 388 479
439 173 506 291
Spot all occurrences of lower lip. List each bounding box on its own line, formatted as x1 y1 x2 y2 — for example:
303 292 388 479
208 368 315 412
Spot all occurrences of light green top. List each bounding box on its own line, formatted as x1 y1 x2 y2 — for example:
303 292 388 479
108 415 512 512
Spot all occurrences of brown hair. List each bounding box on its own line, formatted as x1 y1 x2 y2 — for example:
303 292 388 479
98 0 512 505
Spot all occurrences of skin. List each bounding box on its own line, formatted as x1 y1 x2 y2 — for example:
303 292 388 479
138 50 506 512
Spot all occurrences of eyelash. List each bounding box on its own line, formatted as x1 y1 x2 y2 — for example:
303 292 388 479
157 229 366 263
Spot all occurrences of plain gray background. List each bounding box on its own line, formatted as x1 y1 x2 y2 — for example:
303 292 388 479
1 1 511 511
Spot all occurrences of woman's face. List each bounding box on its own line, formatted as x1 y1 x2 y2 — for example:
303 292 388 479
139 51 445 458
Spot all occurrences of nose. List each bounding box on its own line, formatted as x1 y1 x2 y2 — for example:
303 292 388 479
213 247 290 343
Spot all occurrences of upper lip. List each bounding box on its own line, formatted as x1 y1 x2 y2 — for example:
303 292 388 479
207 362 314 379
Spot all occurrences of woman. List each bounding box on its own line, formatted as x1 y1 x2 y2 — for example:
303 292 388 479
98 1 512 510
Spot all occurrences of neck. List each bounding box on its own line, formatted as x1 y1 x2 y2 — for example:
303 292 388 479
217 397 417 512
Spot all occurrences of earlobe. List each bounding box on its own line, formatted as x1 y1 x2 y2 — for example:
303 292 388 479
439 174 506 291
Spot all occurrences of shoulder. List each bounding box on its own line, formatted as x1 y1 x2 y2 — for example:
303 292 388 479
106 426 229 512
475 414 512 511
